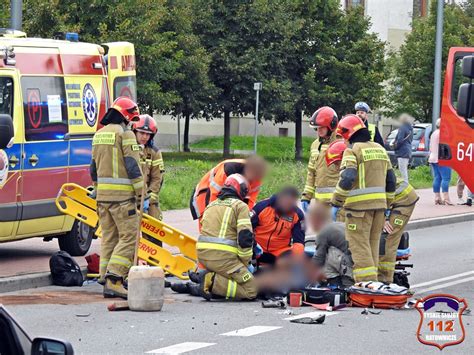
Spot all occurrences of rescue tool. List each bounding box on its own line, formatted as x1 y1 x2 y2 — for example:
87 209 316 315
55 183 196 279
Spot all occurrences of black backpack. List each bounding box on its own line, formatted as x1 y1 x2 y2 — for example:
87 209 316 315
49 251 84 287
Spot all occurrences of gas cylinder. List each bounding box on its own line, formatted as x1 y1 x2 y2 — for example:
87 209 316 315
128 265 164 311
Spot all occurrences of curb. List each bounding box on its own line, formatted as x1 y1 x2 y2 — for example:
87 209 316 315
1 214 473 294
406 212 474 231
0 268 88 294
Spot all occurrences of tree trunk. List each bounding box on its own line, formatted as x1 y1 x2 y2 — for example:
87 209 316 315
223 110 231 157
183 112 191 152
295 108 303 161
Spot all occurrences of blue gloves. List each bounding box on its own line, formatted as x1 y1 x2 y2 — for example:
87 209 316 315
143 198 150 213
301 200 310 212
254 243 263 258
384 209 392 218
248 264 256 274
331 206 340 221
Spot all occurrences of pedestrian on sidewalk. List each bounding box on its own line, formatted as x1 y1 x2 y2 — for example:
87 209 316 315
456 177 473 206
391 113 413 183
428 118 453 205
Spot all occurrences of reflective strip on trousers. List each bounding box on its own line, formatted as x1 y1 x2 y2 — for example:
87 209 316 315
379 261 396 271
353 266 378 278
218 207 232 237
110 255 132 268
226 279 237 299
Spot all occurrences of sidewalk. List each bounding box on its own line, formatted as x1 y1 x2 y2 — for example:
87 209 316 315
0 187 472 281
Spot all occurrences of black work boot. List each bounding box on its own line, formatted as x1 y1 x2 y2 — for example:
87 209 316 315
171 282 191 294
188 270 202 284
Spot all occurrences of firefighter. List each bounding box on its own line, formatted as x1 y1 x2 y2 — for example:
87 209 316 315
301 106 339 212
251 186 305 265
195 174 257 300
90 97 143 299
354 102 384 146
325 139 348 222
132 114 165 221
331 114 397 283
378 179 419 283
190 156 267 221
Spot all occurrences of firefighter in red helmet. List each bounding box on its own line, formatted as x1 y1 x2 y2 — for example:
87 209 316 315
301 106 340 212
90 97 143 299
133 114 165 221
195 174 257 300
331 114 396 283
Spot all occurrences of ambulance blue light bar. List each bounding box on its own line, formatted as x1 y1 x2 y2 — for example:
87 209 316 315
65 32 79 42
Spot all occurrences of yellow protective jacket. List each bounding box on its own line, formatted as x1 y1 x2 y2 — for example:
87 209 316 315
332 142 395 210
302 131 339 202
141 146 164 204
90 124 143 202
197 197 253 265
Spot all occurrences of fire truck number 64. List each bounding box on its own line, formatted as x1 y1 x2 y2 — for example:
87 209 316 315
457 142 473 162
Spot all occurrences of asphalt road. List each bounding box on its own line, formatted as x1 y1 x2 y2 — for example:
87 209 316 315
2 221 473 354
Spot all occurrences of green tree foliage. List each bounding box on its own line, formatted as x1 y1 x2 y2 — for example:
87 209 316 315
384 0 473 122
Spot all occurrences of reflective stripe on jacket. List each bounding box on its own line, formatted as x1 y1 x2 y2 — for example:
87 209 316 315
251 195 305 255
198 197 253 263
392 179 419 208
302 131 339 202
141 146 164 203
91 124 143 202
332 142 392 210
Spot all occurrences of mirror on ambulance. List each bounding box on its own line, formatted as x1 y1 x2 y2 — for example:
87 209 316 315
0 114 14 149
456 55 474 126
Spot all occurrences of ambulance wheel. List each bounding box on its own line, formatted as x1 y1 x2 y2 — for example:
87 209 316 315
59 221 93 256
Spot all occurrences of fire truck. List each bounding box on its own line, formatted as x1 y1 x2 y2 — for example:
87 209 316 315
0 29 136 255
439 48 474 190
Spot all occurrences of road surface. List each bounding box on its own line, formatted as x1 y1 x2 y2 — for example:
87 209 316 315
1 221 473 354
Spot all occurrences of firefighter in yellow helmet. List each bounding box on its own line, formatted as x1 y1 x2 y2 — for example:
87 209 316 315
331 114 397 283
195 174 257 300
301 106 339 212
90 97 143 299
378 179 418 283
132 114 165 222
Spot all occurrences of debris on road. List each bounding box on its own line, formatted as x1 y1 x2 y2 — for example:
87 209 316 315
107 301 129 312
290 315 325 324
261 299 286 309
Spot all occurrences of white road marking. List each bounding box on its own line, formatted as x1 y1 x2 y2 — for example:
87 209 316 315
415 276 474 295
284 311 339 321
220 325 282 337
146 342 216 354
411 271 474 289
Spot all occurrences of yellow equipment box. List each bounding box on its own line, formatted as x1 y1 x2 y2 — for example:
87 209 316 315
56 183 196 279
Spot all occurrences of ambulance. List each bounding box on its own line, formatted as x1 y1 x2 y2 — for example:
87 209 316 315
0 29 137 255
439 47 474 191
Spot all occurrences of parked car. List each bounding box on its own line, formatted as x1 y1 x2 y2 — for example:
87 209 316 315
384 123 432 168
0 305 73 354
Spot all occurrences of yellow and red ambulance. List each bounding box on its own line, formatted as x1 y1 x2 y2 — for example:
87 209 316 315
0 30 137 255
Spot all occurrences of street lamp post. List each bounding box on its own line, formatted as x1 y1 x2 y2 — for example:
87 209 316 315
253 82 262 154
432 0 444 129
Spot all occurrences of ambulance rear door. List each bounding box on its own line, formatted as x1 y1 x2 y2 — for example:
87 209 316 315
103 42 137 101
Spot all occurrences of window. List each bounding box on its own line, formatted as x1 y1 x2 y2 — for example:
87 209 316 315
279 128 288 137
113 76 137 102
21 76 68 141
451 54 471 110
0 77 14 117
345 0 365 9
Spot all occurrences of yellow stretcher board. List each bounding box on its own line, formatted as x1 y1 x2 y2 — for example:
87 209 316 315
56 183 197 279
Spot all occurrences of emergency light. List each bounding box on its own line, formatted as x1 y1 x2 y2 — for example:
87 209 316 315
65 32 79 42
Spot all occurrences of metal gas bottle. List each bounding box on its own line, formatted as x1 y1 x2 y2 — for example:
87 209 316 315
128 265 164 311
